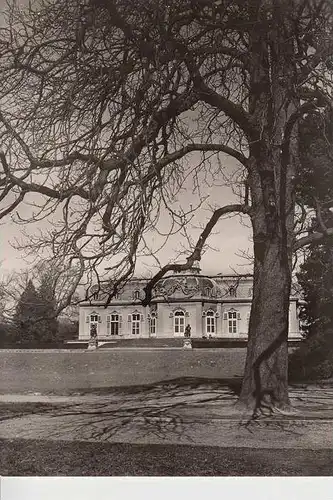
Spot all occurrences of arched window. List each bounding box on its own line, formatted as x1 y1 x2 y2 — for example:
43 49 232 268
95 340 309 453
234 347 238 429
206 310 215 336
134 290 140 300
149 312 157 336
228 310 237 334
89 312 100 336
229 286 237 297
131 313 141 335
205 287 211 297
90 313 99 323
174 310 185 335
106 313 122 336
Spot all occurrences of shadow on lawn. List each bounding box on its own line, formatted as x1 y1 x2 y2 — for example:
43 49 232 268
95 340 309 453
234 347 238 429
0 377 312 441
58 377 243 442
0 377 243 442
71 376 244 397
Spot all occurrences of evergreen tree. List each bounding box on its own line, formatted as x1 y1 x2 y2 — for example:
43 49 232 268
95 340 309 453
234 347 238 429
12 276 59 345
13 280 41 345
297 240 333 338
289 110 333 380
36 273 59 343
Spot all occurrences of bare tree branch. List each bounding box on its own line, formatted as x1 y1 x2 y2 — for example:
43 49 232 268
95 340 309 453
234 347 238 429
142 203 251 304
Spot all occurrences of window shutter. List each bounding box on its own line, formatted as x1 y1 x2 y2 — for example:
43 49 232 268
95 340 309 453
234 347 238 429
119 315 123 330
128 314 131 322
237 313 241 320
223 313 228 320
86 316 90 323
98 315 102 323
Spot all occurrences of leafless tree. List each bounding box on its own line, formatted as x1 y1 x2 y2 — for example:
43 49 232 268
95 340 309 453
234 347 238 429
0 0 333 410
0 259 82 321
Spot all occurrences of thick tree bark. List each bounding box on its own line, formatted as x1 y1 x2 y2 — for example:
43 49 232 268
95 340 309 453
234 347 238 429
239 221 292 410
239 160 295 410
238 0 299 411
238 135 296 411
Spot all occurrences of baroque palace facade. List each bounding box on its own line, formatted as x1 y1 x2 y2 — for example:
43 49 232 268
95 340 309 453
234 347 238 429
78 263 302 341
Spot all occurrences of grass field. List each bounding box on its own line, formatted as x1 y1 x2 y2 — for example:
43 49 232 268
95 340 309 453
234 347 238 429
1 439 332 476
1 348 332 477
0 348 246 394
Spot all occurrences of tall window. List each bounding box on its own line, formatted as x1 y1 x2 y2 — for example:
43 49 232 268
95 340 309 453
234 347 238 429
107 314 120 336
174 310 185 335
90 313 99 336
132 313 140 335
134 290 140 300
149 316 156 336
206 310 215 336
228 310 237 334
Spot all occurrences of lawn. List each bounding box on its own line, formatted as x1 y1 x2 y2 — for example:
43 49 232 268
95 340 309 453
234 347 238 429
1 438 332 476
0 349 246 394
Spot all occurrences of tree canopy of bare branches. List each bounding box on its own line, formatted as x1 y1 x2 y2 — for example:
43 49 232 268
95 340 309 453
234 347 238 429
1 0 333 409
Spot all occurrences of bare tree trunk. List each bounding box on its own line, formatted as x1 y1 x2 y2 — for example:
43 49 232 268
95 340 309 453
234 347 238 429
239 158 295 411
238 1 300 411
239 230 292 410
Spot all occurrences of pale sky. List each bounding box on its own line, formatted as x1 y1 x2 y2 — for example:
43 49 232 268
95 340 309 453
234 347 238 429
0 0 253 278
0 182 253 276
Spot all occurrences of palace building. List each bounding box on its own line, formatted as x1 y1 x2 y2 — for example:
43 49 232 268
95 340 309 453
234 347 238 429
78 263 302 342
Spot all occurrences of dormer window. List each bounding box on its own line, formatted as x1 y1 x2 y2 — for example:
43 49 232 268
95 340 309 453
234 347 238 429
91 286 99 300
229 287 236 297
134 290 140 300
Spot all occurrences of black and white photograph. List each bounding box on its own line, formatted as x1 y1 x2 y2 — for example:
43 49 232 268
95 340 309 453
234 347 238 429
0 0 333 481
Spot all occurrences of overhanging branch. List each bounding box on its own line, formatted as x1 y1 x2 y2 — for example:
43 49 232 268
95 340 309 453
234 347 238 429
155 142 248 168
142 203 252 305
294 228 333 250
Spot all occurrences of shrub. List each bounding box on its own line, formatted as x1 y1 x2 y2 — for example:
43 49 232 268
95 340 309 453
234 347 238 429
289 329 333 381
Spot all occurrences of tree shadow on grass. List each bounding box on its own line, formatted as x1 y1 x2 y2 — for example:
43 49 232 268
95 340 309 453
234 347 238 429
70 376 244 397
0 377 306 442
0 377 243 442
